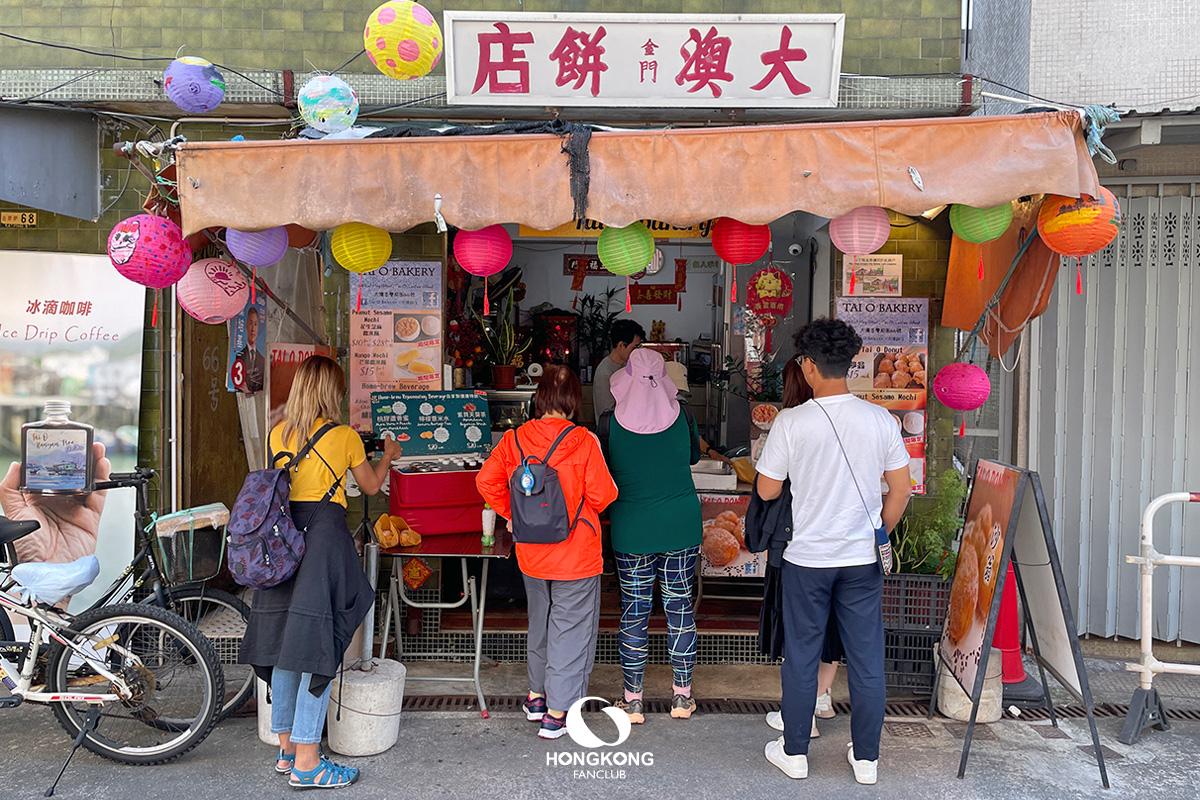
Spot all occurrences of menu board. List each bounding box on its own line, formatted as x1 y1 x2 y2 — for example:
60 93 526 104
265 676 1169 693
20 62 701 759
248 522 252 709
350 261 443 429
371 390 490 456
835 297 928 495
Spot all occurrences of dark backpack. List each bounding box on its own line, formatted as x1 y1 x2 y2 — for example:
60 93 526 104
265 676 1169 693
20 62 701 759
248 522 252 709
226 422 342 590
508 424 593 545
597 401 703 465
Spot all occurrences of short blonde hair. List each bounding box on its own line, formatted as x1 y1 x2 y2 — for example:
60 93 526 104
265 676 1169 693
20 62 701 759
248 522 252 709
281 355 345 449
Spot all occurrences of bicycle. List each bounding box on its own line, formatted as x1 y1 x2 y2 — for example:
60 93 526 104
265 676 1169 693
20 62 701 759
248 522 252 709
0 517 222 792
0 468 254 723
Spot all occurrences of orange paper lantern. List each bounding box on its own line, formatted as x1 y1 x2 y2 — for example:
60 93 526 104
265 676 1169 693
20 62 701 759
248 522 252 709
1036 188 1121 257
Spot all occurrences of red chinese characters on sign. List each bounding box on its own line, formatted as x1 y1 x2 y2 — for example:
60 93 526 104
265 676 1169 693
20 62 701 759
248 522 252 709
746 267 794 326
750 26 811 95
640 38 659 83
675 27 733 97
549 26 608 97
472 22 535 94
630 283 678 305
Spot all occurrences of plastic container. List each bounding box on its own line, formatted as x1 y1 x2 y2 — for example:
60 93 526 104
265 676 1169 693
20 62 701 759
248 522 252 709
21 400 94 495
481 505 496 547
389 468 485 535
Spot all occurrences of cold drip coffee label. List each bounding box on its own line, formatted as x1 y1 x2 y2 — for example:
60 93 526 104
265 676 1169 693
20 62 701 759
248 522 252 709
24 429 89 492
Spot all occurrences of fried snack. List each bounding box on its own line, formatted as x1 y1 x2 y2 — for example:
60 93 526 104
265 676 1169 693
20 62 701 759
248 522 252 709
702 528 740 566
968 505 993 570
395 317 420 340
374 514 400 549
390 517 422 548
891 370 913 389
948 542 980 643
877 358 895 375
874 373 892 389
976 518 1004 620
751 404 779 427
912 369 927 386
716 510 740 526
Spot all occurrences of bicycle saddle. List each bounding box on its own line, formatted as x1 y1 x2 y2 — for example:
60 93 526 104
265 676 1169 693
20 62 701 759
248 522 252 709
0 516 39 546
11 555 100 606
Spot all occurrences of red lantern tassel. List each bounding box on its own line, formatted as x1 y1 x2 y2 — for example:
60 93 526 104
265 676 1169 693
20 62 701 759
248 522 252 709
251 265 257 303
625 276 632 312
959 414 966 437
978 250 984 281
730 275 737 304
849 255 857 295
356 276 362 311
483 276 490 315
678 293 682 312
1075 260 1083 295
151 291 158 327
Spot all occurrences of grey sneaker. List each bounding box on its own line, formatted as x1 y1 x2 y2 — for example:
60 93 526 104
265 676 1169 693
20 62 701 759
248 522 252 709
613 697 644 724
670 694 697 719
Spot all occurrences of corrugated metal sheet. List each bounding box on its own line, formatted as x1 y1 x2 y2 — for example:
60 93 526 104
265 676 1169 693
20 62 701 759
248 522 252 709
1030 188 1200 643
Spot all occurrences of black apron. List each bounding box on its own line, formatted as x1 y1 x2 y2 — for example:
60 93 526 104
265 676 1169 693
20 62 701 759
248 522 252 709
239 501 373 697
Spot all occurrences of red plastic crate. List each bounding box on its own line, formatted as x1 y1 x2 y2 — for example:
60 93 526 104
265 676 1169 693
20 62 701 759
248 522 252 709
388 469 486 536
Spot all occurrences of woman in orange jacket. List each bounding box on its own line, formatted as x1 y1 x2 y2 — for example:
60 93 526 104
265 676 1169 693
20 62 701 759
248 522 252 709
476 365 618 739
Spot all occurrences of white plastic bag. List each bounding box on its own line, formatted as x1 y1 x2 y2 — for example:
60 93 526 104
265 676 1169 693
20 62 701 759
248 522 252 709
12 555 100 606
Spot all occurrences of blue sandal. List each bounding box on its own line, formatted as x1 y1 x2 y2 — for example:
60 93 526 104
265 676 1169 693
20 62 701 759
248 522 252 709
290 756 360 790
276 749 296 774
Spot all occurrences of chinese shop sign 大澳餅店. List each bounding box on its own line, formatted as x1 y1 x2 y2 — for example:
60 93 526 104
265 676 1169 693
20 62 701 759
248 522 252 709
443 12 844 108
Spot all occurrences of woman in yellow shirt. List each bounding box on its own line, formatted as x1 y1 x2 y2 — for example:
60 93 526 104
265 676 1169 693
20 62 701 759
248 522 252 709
239 355 401 789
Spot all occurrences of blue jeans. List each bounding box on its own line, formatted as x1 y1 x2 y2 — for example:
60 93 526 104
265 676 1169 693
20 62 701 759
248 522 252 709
270 668 333 745
615 546 700 693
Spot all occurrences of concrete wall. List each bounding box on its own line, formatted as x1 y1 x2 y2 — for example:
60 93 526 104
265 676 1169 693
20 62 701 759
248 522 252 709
961 0 1031 115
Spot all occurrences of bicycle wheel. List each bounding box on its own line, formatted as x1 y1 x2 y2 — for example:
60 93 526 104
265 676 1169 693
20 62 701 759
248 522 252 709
165 586 254 722
46 603 222 765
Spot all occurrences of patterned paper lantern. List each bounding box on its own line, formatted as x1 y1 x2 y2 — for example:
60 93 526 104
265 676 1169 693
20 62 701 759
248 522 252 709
106 214 192 288
364 1 444 81
712 217 771 265
163 57 225 114
227 226 289 267
932 363 991 410
1036 188 1121 257
453 225 512 277
829 206 891 255
177 258 249 324
331 222 392 273
297 75 359 134
950 202 1014 244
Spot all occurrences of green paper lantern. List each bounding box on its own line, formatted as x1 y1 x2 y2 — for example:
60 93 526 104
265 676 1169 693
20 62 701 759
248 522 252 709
597 222 655 276
950 202 1014 243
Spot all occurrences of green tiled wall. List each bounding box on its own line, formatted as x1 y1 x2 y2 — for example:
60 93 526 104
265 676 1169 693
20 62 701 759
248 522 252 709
0 1 961 75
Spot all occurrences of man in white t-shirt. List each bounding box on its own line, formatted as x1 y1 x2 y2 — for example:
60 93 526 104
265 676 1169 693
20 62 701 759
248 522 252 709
756 318 912 786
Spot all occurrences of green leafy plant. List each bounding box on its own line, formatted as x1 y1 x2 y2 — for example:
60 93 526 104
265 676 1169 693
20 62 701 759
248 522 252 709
893 468 968 579
713 355 783 402
576 287 623 365
473 287 532 367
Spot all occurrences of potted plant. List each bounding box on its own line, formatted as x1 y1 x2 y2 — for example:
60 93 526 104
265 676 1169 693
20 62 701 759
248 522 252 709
713 355 784 402
576 287 624 367
893 468 967 579
474 286 532 389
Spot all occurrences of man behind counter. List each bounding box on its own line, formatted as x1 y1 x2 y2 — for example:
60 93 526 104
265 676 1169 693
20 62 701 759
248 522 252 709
592 319 646 427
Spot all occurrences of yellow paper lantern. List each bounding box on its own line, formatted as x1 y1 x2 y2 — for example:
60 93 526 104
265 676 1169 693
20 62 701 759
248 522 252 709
331 223 392 273
364 1 443 81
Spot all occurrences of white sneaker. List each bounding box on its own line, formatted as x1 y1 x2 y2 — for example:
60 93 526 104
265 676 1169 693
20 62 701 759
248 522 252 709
847 743 878 785
815 690 836 719
765 737 808 779
763 711 820 737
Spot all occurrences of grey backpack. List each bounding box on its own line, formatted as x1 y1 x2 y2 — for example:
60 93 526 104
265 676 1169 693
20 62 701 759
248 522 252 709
508 425 591 544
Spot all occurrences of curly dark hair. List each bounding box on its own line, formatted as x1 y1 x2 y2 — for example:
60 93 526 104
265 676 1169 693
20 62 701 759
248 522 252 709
793 318 863 379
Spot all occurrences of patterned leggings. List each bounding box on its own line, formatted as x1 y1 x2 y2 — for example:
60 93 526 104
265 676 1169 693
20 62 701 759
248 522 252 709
615 545 700 693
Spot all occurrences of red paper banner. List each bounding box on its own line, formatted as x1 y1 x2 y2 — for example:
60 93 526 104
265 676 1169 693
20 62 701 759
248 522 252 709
674 257 688 293
629 283 678 305
746 267 794 325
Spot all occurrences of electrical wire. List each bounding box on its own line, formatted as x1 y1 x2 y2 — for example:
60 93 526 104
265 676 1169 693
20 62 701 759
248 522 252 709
97 159 134 217
331 48 366 75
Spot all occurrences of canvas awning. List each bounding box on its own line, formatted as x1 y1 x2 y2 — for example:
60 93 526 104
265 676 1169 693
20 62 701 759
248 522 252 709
176 111 1100 237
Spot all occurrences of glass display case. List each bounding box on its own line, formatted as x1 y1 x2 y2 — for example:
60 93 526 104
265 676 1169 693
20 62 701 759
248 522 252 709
486 388 537 436
640 341 690 365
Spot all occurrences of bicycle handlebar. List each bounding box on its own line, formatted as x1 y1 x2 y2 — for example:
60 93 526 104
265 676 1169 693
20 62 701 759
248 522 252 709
94 467 156 492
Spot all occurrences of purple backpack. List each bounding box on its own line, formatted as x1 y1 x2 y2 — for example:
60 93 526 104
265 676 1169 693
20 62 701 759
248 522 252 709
226 422 340 590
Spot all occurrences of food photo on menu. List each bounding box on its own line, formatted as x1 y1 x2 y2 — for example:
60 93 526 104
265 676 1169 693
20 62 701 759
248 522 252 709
699 495 764 577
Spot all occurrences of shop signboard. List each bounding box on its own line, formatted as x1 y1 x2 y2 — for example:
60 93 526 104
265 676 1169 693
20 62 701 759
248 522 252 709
528 219 712 239
370 391 490 457
699 493 763 577
350 261 443 430
835 297 928 495
266 343 335 431
842 254 902 297
447 13 844 108
0 251 144 611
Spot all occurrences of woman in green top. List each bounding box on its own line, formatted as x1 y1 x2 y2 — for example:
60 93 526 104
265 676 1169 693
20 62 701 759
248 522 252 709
606 348 702 722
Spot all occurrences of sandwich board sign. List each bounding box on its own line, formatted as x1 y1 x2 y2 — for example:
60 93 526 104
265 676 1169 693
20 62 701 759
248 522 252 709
936 460 1108 788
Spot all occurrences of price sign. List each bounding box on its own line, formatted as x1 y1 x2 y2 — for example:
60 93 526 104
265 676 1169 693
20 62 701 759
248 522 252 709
1 211 37 228
371 390 491 456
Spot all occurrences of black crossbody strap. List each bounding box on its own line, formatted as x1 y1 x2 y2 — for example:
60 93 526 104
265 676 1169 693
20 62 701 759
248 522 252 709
811 399 876 530
277 421 344 532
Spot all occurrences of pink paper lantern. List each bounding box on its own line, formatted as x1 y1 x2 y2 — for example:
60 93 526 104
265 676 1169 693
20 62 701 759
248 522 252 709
453 225 512 277
829 206 891 255
932 363 991 411
107 214 192 288
177 258 250 324
227 226 289 267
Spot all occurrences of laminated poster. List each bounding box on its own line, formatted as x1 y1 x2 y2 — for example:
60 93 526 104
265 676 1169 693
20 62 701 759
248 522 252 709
350 261 443 430
835 297 928 495
228 295 267 394
699 493 765 578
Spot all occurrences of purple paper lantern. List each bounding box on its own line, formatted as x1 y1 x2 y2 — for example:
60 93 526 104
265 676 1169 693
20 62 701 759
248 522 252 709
163 57 226 114
177 258 250 323
932 363 991 411
227 226 289 267
107 214 192 288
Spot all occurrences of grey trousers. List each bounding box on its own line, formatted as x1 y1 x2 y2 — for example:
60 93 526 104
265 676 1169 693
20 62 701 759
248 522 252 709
523 573 602 713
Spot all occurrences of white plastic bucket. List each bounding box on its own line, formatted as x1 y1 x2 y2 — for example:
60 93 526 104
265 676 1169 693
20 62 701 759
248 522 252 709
326 659 407 757
256 677 280 746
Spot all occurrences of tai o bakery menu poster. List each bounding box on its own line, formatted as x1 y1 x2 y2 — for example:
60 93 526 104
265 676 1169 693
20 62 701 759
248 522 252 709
350 261 442 429
835 297 928 495
371 391 490 456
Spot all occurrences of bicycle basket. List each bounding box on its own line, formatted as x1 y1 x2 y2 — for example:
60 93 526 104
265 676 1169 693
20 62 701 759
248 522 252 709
153 503 229 586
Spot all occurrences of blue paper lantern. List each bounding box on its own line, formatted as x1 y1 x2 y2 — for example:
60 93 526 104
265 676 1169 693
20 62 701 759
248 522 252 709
163 57 226 114
297 75 359 134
